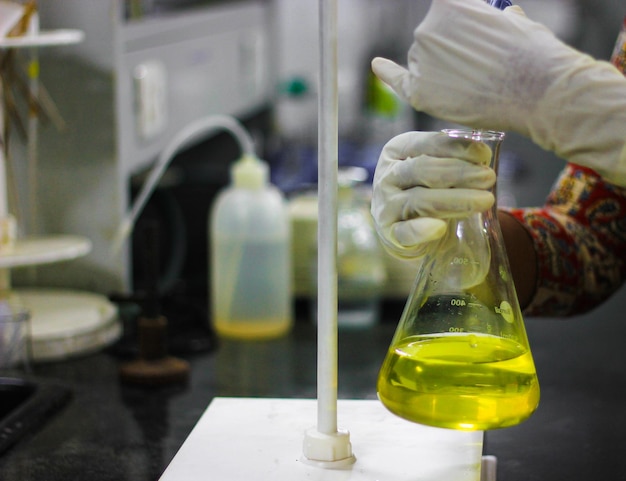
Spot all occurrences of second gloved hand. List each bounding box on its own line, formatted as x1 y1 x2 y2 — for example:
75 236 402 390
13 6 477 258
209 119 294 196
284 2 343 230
371 131 496 259
371 0 626 186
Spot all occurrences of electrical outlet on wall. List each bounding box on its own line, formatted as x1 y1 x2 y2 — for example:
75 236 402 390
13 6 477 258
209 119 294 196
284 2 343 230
239 30 265 103
134 60 168 140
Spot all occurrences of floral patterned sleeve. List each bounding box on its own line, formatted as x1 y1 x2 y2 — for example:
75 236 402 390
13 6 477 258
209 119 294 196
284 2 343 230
503 163 626 317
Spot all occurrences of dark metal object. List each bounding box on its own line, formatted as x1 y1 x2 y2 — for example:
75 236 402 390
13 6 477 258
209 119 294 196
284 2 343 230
119 222 190 386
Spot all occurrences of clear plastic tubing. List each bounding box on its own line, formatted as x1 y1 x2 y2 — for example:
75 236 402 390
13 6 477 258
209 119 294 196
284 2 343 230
111 115 255 254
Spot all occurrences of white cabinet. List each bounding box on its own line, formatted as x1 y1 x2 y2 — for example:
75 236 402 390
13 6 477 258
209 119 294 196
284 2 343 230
18 1 274 294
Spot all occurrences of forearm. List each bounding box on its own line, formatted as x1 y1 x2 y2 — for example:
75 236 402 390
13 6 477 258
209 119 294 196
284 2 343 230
498 210 537 311
500 164 626 317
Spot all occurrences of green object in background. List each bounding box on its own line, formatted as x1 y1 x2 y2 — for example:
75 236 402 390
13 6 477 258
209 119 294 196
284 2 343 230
366 72 402 118
279 76 311 98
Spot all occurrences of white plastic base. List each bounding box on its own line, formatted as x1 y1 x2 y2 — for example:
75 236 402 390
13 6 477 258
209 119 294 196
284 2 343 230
482 455 498 481
159 398 491 481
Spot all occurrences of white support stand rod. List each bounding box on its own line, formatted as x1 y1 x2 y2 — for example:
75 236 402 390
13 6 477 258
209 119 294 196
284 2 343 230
301 0 355 468
316 0 339 436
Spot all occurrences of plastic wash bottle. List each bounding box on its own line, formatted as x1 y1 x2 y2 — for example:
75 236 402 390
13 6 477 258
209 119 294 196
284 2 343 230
210 154 292 339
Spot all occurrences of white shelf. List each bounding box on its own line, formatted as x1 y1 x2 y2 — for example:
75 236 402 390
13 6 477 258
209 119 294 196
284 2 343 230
0 29 83 48
0 235 91 269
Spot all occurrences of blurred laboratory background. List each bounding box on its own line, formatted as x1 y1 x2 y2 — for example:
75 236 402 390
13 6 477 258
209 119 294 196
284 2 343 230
8 0 621 326
0 0 615 372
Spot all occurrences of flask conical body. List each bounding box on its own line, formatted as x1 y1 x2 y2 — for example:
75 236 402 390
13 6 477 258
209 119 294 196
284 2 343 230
377 130 539 431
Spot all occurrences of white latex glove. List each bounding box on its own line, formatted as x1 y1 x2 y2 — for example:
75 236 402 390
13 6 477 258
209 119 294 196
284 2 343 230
371 0 626 186
371 131 495 259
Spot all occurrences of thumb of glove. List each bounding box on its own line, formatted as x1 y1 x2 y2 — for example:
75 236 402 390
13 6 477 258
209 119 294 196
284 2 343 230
371 57 413 104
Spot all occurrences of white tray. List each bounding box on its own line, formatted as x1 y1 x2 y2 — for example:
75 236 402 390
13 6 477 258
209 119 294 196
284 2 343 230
18 288 121 362
0 235 91 269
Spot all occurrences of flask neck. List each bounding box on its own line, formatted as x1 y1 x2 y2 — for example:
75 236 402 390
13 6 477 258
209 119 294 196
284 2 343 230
428 130 506 291
442 128 504 207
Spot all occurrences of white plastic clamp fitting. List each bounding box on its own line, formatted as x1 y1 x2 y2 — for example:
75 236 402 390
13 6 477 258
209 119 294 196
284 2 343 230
301 427 356 469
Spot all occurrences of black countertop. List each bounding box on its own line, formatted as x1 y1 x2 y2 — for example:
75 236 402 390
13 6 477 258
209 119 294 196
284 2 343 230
1 301 626 480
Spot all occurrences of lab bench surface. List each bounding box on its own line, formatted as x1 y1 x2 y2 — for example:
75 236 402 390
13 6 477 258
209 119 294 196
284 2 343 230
1 306 626 481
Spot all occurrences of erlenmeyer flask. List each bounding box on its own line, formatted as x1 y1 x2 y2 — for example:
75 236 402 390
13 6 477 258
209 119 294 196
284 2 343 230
377 129 539 431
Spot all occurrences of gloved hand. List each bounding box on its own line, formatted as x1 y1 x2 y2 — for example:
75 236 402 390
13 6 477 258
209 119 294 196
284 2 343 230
371 131 495 259
371 0 626 186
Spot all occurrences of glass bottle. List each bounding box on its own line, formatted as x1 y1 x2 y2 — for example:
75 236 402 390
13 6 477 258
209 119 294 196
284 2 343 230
309 167 387 329
335 167 386 328
377 129 539 431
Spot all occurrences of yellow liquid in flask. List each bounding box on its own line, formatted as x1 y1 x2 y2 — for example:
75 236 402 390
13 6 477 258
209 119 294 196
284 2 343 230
377 333 539 430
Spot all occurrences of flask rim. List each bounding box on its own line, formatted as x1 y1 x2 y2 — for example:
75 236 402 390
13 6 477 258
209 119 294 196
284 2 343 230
442 129 505 142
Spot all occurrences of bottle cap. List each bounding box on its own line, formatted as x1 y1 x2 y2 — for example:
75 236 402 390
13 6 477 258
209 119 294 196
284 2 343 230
231 155 269 189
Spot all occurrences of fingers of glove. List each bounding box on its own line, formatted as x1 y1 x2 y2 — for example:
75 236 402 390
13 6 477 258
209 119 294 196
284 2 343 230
393 217 447 250
378 217 446 259
384 155 496 191
380 131 493 169
374 132 495 193
372 185 494 233
379 187 495 225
